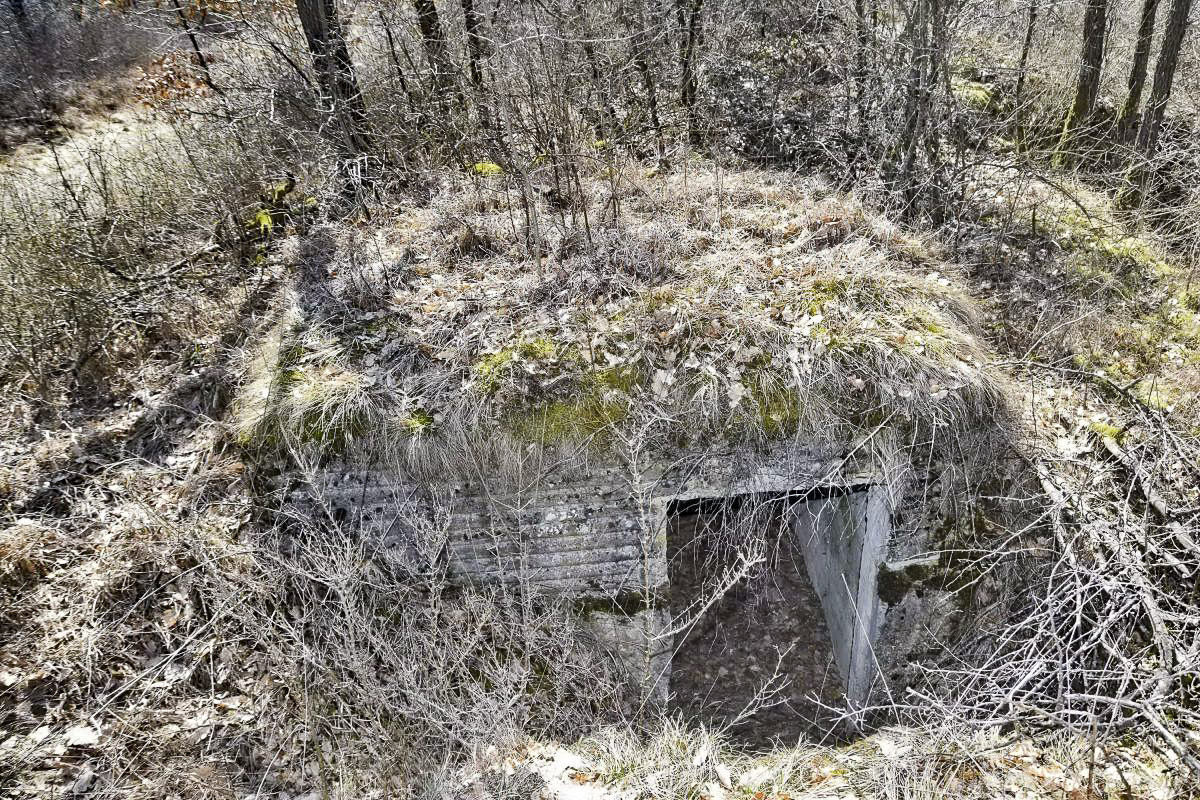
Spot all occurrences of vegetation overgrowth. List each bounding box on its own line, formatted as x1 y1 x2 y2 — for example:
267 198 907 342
234 169 1007 477
1 0 1199 797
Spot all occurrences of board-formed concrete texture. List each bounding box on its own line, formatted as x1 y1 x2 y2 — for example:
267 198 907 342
292 443 928 718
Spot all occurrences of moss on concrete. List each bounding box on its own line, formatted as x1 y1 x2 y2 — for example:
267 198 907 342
504 393 630 444
1088 420 1123 441
877 557 940 605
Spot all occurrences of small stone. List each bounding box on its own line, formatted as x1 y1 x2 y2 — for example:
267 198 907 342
70 767 95 795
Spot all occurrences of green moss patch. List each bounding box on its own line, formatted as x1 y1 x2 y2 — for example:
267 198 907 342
1036 209 1174 285
952 78 997 112
472 337 569 395
470 161 503 176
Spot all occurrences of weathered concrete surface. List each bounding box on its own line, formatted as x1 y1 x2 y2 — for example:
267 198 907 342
292 443 930 720
587 607 673 705
790 486 890 707
301 445 869 597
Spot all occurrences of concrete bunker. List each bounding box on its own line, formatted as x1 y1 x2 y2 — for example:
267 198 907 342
246 169 1005 742
299 448 897 739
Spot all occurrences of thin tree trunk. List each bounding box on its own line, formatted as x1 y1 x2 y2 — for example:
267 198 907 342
413 0 457 102
461 0 485 91
1012 0 1040 145
1115 0 1162 143
582 38 618 139
896 0 935 195
852 0 871 153
460 0 491 128
295 0 373 162
172 0 224 97
679 0 703 145
378 9 416 111
674 0 687 73
1054 0 1109 163
631 6 664 154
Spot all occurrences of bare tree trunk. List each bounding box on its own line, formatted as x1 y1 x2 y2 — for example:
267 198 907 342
1118 0 1195 206
460 0 491 128
852 0 872 155
413 0 458 102
631 5 664 155
1135 0 1191 157
378 9 416 111
582 38 618 139
1054 0 1109 164
895 0 937 198
1115 0 1162 143
674 0 687 71
636 53 663 152
461 0 485 91
679 0 703 145
1012 0 1040 145
295 0 373 158
1121 0 1193 204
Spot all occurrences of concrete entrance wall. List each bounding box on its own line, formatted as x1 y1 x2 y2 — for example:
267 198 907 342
789 487 890 705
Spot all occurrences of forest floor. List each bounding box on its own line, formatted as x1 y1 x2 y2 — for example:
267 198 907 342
0 105 174 185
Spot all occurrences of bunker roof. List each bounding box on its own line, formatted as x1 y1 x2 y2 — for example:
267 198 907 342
236 167 1006 479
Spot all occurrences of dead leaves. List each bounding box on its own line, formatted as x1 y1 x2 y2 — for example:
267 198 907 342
568 769 598 784
132 53 214 108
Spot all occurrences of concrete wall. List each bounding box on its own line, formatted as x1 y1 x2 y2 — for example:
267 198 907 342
302 445 853 597
294 446 893 705
587 607 673 706
790 487 890 707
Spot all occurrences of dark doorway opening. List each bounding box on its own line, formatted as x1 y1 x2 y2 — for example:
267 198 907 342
666 494 844 747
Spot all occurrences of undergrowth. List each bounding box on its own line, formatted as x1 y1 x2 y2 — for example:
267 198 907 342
966 165 1200 419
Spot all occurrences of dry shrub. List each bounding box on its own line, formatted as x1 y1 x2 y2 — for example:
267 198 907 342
0 436 623 797
0 110 287 399
238 502 624 792
0 6 163 149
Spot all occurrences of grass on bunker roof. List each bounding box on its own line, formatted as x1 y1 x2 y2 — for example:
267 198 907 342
236 166 1009 472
